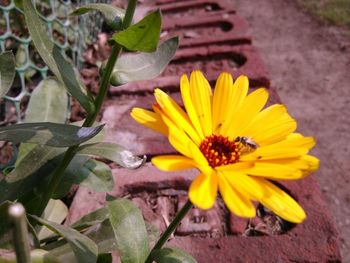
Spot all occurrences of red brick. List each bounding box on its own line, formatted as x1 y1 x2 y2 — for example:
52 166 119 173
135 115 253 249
156 0 235 18
110 44 270 96
67 163 341 262
161 11 251 48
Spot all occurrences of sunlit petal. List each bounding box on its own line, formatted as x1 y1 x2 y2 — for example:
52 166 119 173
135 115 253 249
224 88 269 139
254 178 306 223
218 173 256 217
189 172 218 209
152 155 196 171
130 108 168 135
180 74 205 139
155 88 201 145
189 71 213 136
212 72 234 134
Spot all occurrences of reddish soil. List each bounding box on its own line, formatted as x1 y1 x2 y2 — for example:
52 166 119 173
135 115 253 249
229 0 350 261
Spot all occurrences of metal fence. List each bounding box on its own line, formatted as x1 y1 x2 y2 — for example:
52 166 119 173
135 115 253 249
0 0 107 123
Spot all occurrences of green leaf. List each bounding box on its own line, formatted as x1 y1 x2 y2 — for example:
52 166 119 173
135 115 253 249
112 10 161 52
30 215 98 263
109 37 178 86
0 51 16 98
0 154 61 202
10 77 69 182
25 77 69 123
85 220 116 254
46 220 115 263
63 158 114 193
71 4 125 30
0 122 103 147
0 249 60 263
8 145 64 183
70 207 109 230
107 199 149 263
38 199 69 240
77 142 146 169
151 248 198 263
22 0 95 114
31 249 60 263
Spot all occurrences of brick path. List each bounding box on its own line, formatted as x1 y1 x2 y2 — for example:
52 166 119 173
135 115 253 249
68 0 342 261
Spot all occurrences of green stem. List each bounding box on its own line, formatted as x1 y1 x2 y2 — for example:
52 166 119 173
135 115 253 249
83 0 137 127
145 200 193 263
31 0 138 216
9 203 31 263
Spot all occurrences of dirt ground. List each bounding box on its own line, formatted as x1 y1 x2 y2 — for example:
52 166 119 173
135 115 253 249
229 0 350 260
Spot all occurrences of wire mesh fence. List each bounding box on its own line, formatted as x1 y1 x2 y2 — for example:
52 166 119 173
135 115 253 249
0 0 108 124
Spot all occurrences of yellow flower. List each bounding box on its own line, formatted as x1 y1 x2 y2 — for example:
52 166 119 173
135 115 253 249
131 71 319 223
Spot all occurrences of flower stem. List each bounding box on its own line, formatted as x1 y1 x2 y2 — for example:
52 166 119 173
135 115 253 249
9 203 31 263
30 0 138 217
145 200 193 263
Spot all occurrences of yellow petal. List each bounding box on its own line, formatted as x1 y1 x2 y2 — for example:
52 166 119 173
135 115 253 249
255 178 306 223
154 88 201 145
219 75 249 135
189 172 218 209
248 162 303 180
259 154 319 172
241 147 309 161
218 173 256 217
250 113 297 146
283 134 316 149
301 155 320 172
212 72 233 133
188 141 211 173
216 161 253 171
244 104 287 132
242 133 316 161
151 155 196 171
221 171 265 200
167 125 196 158
130 108 168 135
180 74 205 139
224 88 269 139
189 71 213 136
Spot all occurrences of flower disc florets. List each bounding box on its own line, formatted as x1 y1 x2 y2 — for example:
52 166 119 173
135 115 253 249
199 134 240 168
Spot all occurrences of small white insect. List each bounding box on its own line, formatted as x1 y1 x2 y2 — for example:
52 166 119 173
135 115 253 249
235 136 259 153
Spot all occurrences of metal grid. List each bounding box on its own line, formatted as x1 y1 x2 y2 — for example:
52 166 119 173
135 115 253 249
0 0 108 124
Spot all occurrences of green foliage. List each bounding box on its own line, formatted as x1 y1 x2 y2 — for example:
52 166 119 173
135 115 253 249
0 0 185 261
71 4 125 30
30 215 98 263
22 0 95 114
150 248 198 263
112 10 161 52
297 0 350 28
0 122 103 147
25 78 69 124
0 52 16 98
62 158 114 193
107 198 150 263
109 37 178 86
37 200 69 240
77 142 146 169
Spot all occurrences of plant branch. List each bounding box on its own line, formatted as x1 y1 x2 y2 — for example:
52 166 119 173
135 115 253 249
31 0 138 217
145 200 193 263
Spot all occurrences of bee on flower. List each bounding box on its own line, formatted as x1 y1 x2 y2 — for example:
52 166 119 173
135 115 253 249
131 70 319 223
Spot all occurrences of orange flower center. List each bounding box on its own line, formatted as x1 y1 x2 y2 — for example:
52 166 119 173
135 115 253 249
199 135 240 168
